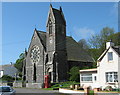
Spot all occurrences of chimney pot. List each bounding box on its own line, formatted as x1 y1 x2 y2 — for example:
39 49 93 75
106 42 114 49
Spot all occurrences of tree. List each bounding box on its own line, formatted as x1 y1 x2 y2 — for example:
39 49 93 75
88 27 114 49
14 53 24 77
107 32 120 46
78 39 90 50
1 75 15 82
68 66 80 82
88 34 101 49
99 27 114 51
15 58 23 72
88 27 115 62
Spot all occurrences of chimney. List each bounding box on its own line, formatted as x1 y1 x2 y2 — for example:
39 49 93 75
106 41 114 49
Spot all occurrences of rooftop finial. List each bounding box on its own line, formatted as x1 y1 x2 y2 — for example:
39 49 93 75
25 48 27 52
60 6 62 12
50 4 52 8
25 48 27 57
35 25 37 31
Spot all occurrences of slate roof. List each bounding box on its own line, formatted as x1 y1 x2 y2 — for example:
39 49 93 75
36 30 46 49
112 46 120 56
66 37 94 62
52 8 66 25
0 64 18 77
0 65 10 71
36 31 94 62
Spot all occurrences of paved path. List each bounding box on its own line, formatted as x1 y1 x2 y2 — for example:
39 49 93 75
14 87 58 93
14 88 67 95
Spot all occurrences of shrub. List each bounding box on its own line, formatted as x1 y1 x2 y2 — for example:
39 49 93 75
68 66 80 82
104 86 113 91
1 75 15 82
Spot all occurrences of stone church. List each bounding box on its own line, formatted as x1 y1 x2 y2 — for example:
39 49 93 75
22 5 94 88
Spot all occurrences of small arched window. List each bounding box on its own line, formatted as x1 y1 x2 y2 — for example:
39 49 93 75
49 20 52 34
33 63 37 82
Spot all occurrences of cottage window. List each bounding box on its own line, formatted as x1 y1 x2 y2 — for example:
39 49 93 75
108 52 113 61
94 76 97 81
81 74 92 82
106 72 118 83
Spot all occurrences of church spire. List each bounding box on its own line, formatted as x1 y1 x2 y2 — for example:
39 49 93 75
60 6 62 12
50 4 52 8
25 48 27 57
34 27 37 31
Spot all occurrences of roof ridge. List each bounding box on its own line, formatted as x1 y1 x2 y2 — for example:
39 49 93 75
52 8 60 11
36 30 46 33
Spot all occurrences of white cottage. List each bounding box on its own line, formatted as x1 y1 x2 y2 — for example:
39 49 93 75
80 41 120 89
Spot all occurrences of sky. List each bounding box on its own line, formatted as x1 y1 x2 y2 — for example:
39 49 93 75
1 2 118 65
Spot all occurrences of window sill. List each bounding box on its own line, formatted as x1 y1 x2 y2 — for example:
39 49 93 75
106 82 117 84
108 61 114 63
81 81 93 83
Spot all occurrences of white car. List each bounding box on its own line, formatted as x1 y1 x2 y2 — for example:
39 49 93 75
0 86 15 95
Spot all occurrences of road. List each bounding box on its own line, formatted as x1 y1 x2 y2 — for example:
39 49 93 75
14 88 67 95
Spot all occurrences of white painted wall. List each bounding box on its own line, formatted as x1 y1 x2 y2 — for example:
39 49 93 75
0 70 3 78
97 47 119 89
80 44 120 89
80 72 97 89
59 88 84 94
106 42 114 49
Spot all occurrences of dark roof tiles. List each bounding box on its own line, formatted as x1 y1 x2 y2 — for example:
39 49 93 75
112 46 120 56
52 8 66 25
36 31 94 62
66 37 94 62
36 30 46 49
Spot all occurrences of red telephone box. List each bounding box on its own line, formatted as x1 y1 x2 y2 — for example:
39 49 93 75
44 75 49 88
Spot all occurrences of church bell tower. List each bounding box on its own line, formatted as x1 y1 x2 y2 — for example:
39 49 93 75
46 4 68 82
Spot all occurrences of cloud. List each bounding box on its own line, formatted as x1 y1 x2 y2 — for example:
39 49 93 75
73 27 95 41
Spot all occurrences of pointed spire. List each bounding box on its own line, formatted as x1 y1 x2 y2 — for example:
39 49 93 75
25 48 27 57
34 24 37 31
60 6 62 12
34 28 37 31
25 48 27 52
50 4 52 8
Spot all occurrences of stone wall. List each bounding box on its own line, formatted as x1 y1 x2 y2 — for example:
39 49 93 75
0 83 8 86
26 30 45 84
26 83 42 88
13 82 22 87
94 88 119 95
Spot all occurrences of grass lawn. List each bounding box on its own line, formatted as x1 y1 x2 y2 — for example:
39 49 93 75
100 90 120 93
42 81 80 90
43 88 53 90
89 90 94 95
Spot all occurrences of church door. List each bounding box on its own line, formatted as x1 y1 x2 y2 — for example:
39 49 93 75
48 72 51 83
